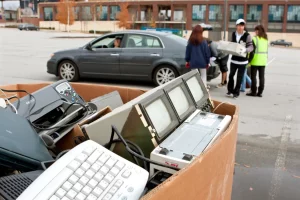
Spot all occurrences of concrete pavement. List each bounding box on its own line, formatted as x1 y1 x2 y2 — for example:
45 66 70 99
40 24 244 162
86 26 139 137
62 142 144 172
0 28 299 199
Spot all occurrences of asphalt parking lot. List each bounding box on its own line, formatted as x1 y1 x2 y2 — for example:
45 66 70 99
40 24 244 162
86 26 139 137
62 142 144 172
0 28 299 200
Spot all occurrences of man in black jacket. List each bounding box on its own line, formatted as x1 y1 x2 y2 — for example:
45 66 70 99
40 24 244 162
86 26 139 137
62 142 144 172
227 19 254 99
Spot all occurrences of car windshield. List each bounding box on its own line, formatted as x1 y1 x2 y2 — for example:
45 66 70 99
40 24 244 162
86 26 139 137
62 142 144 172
167 34 188 46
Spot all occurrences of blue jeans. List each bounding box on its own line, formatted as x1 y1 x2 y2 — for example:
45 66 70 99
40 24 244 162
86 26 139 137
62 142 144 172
241 68 252 91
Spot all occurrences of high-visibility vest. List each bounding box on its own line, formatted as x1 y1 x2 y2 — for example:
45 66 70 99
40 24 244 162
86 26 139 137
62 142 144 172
250 36 268 66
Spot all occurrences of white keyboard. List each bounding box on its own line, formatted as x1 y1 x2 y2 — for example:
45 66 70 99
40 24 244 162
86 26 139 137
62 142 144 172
17 140 149 200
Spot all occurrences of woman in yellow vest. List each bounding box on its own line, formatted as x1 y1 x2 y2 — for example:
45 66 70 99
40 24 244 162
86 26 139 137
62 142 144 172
247 25 268 97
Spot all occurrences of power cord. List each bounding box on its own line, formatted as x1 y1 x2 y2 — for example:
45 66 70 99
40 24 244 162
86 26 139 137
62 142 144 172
0 89 18 114
111 125 179 172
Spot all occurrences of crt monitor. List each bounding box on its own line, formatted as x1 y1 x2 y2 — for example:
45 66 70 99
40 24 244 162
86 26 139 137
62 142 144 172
138 89 179 143
163 78 196 122
181 70 209 108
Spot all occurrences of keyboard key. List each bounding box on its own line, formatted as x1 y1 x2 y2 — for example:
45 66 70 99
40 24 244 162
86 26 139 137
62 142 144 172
108 186 118 195
56 188 67 198
99 180 109 190
79 176 89 185
81 186 92 196
110 167 120 176
86 194 98 200
87 150 102 165
66 189 77 199
85 169 95 179
76 153 88 163
99 166 110 175
69 175 79 184
49 195 60 200
81 162 91 171
87 179 98 189
92 187 103 197
103 193 113 200
94 173 104 182
75 168 85 177
122 170 131 178
68 160 81 171
114 180 123 188
75 192 86 200
105 158 117 169
91 163 101 172
104 174 114 183
62 181 73 191
61 197 70 200
73 182 83 193
98 153 110 164
83 146 95 156
115 161 125 170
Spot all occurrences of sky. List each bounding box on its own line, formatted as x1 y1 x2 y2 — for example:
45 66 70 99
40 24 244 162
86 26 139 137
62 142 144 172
0 1 20 11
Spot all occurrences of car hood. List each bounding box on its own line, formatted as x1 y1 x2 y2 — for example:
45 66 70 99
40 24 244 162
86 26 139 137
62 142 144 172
54 47 82 54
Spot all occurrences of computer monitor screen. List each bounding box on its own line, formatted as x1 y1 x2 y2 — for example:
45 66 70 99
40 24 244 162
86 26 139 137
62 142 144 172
181 70 209 109
145 99 172 137
138 90 179 143
163 79 196 121
186 76 204 102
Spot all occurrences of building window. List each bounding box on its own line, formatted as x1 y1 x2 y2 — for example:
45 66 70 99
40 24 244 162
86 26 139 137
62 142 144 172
174 10 184 21
74 6 80 21
247 5 262 22
209 5 222 21
268 5 284 22
96 5 108 20
230 5 244 21
81 6 92 21
192 5 206 21
43 7 53 21
110 5 120 20
287 5 300 22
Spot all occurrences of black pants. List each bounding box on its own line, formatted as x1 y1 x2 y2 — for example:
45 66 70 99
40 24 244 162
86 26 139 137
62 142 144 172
227 63 246 96
251 66 265 95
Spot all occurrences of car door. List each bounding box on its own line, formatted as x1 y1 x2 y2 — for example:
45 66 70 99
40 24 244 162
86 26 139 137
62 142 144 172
78 34 124 78
119 34 163 79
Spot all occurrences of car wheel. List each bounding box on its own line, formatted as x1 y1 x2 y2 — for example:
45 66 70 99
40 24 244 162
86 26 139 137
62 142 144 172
271 43 274 46
285 45 289 47
58 61 79 82
153 65 178 86
26 28 29 31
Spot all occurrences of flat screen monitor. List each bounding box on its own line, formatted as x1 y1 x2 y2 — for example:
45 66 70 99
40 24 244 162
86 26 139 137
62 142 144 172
181 70 209 109
138 90 179 143
163 79 196 122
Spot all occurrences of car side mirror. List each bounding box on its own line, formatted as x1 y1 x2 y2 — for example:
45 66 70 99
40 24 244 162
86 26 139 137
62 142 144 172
86 43 92 51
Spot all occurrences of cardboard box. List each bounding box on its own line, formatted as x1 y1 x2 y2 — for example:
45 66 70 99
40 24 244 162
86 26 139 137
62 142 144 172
0 83 239 200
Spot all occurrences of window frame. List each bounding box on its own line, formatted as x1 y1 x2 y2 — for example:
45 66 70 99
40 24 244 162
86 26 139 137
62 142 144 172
124 34 164 49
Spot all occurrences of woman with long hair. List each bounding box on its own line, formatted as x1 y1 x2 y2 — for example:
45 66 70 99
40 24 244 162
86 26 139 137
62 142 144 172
185 25 211 88
246 25 268 97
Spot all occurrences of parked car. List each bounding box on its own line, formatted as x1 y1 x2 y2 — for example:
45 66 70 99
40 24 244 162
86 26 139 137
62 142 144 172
47 30 220 86
270 39 292 47
18 24 39 31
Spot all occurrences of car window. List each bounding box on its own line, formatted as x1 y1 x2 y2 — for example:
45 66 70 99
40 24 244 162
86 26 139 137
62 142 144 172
125 34 162 48
91 35 123 49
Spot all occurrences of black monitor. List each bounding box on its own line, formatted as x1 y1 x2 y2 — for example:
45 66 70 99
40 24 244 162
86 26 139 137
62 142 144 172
137 89 179 143
181 70 210 109
163 78 196 122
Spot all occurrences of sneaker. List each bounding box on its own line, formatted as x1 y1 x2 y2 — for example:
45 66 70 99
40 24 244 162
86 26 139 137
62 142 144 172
233 94 239 99
257 93 263 97
207 85 210 89
217 83 225 88
226 92 232 97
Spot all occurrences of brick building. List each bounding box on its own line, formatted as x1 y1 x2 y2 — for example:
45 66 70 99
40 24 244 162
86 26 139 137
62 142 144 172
38 0 300 33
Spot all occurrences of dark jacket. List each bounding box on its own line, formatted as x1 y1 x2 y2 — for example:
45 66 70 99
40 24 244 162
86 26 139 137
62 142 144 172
185 40 211 69
231 31 254 63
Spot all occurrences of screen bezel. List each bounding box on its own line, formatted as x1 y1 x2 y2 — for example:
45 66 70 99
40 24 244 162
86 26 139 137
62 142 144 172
138 89 179 143
163 78 196 122
181 70 209 108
